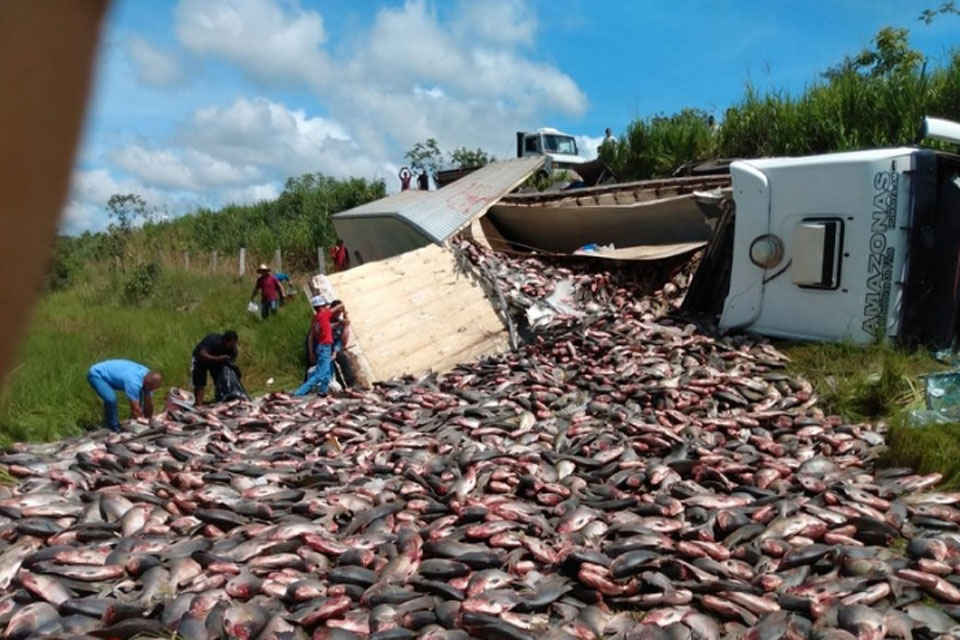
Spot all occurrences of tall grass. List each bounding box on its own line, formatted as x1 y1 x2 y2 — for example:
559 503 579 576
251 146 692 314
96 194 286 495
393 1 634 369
0 265 315 444
601 46 960 180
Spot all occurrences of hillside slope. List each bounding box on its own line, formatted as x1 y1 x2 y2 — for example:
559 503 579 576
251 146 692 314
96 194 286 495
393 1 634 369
0 265 314 444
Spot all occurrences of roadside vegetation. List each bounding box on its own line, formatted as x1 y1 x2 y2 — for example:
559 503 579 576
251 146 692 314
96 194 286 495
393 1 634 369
0 264 313 445
600 27 960 181
51 174 385 291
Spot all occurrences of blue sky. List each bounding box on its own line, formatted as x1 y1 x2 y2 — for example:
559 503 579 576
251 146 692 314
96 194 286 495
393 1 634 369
63 0 958 233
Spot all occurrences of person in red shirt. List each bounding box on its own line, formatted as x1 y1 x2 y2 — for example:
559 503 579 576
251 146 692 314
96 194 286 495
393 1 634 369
330 239 350 272
250 264 285 319
294 296 342 395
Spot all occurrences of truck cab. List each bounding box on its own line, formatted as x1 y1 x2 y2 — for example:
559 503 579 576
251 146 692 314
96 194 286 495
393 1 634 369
685 117 960 346
516 128 587 170
516 128 614 186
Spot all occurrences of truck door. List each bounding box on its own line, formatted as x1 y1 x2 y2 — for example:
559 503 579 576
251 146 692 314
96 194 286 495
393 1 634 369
524 135 540 156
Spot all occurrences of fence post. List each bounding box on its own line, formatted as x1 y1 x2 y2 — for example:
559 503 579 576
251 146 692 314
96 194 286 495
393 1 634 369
239 248 246 277
211 250 218 273
184 251 189 270
274 248 282 273
317 247 326 275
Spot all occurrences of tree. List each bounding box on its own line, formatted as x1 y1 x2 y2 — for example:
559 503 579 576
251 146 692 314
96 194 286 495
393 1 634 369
824 27 924 79
920 1 960 23
404 139 443 177
106 193 148 232
449 147 494 169
104 193 148 268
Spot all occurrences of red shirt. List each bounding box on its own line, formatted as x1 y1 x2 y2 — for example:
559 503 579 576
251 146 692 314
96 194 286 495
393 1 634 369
256 274 280 302
313 309 333 345
330 245 348 271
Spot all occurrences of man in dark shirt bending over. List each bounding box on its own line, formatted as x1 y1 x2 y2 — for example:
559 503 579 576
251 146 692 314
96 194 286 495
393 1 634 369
191 330 238 406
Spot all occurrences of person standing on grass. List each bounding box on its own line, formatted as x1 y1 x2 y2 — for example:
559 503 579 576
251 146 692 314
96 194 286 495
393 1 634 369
329 239 350 272
87 359 162 432
294 298 341 396
191 330 238 406
250 264 285 318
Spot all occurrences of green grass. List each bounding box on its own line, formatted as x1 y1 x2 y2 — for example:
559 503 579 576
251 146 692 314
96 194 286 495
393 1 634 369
885 417 960 489
782 341 936 421
0 264 315 445
783 340 960 488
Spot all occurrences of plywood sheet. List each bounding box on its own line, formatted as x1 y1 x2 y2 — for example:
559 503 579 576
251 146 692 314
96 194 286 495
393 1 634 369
313 244 509 385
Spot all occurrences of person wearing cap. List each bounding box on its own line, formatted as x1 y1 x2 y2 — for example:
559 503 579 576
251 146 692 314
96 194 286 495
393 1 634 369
250 264 285 319
87 359 162 432
295 296 342 396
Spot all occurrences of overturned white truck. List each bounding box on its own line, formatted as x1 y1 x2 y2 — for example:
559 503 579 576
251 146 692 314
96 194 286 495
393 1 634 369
684 117 960 346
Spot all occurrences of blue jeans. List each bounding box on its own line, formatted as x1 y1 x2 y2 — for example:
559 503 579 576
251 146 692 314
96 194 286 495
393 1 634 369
294 344 332 396
87 372 119 431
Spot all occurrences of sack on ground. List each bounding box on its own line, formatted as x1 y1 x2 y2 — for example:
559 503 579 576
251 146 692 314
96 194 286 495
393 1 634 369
215 366 250 402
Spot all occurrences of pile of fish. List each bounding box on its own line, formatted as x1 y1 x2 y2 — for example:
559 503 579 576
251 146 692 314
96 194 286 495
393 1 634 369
2 242 960 640
451 237 695 324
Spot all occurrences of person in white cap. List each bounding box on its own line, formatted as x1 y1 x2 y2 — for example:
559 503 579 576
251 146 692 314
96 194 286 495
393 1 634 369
294 296 341 395
249 264 285 319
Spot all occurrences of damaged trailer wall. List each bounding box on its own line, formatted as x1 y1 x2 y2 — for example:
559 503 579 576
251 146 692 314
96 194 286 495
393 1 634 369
485 193 716 255
313 244 510 386
332 157 545 265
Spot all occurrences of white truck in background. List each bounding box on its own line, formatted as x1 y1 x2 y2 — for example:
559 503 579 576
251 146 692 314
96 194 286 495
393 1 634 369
516 127 613 186
683 117 960 347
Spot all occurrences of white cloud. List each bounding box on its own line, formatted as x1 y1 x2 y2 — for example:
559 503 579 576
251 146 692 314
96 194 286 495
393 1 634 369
454 0 537 46
64 0 596 233
174 0 588 160
111 146 196 190
223 182 281 204
184 97 383 180
126 37 182 87
111 144 263 191
61 169 171 234
576 135 604 161
63 98 395 234
174 0 329 84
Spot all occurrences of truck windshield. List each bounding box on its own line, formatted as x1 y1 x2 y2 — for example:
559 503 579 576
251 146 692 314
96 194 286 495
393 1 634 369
543 135 578 156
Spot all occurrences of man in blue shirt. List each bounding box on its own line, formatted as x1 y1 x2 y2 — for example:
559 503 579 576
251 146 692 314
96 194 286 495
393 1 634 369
86 360 162 432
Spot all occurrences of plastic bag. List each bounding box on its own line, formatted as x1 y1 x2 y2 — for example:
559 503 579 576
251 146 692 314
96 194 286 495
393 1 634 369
924 371 960 420
247 301 259 314
905 409 956 428
215 366 249 403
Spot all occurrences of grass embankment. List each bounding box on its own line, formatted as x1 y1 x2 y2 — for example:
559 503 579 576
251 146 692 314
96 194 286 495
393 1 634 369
783 342 960 487
0 265 315 445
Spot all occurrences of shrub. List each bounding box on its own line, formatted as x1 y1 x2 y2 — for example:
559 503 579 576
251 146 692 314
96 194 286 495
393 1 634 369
123 262 160 304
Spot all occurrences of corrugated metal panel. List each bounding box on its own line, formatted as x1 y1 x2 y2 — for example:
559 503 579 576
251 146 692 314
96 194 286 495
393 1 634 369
333 189 431 217
334 157 544 243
